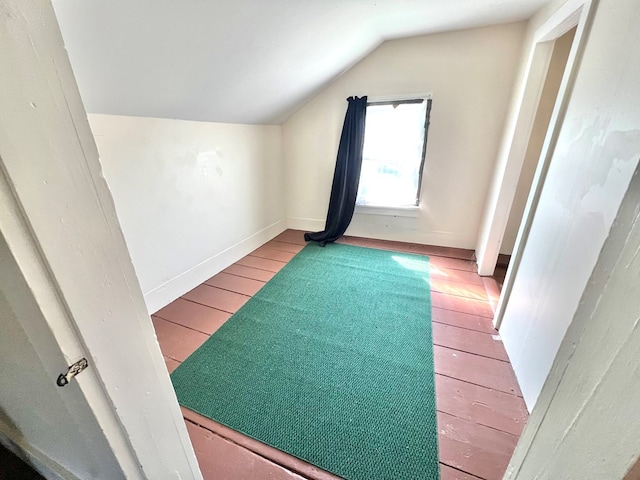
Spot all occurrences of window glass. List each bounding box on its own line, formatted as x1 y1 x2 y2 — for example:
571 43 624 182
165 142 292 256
356 100 429 207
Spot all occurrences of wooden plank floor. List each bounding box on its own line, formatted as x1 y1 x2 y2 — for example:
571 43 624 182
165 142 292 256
152 230 527 480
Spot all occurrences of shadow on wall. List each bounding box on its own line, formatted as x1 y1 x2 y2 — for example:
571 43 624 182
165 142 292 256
0 406 44 479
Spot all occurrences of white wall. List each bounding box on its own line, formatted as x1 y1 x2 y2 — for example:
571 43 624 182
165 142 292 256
500 27 575 255
0 233 124 480
283 23 526 248
506 149 640 480
89 115 285 313
499 0 640 410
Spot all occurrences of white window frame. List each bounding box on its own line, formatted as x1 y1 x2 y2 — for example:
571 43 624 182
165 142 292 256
355 92 432 217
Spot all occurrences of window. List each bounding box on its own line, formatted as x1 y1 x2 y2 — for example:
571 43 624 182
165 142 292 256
356 97 432 208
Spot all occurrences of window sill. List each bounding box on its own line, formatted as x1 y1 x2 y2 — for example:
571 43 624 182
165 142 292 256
354 205 420 218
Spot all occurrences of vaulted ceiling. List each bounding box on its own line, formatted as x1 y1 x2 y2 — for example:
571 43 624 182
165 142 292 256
52 0 549 125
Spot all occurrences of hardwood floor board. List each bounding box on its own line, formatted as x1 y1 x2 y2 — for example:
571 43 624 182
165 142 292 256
432 291 494 318
436 375 527 437
154 298 231 335
494 265 508 276
185 421 307 480
204 272 265 297
434 346 521 396
223 264 277 282
432 323 509 361
237 255 286 273
164 356 180 374
431 278 489 301
440 464 483 480
183 285 249 314
496 255 511 268
183 408 341 480
492 266 508 289
429 256 478 273
424 245 475 261
431 308 497 334
438 412 517 480
429 266 485 286
482 277 502 315
265 240 305 254
273 230 307 245
152 317 209 362
250 246 297 262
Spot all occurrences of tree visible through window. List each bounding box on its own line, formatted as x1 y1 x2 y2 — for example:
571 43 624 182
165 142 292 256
356 97 432 207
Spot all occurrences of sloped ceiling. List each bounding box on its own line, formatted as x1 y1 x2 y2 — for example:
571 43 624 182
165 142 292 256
52 0 549 125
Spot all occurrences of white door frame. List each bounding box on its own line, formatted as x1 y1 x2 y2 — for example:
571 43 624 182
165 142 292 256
0 1 202 478
475 0 597 328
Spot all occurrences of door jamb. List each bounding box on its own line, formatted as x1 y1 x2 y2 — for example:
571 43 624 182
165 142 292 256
491 0 597 329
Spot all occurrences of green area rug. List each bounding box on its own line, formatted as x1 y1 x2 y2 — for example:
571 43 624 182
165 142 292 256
171 242 438 479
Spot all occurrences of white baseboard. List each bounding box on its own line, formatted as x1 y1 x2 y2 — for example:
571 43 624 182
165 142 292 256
346 225 474 249
286 217 325 232
287 216 474 250
0 419 80 480
144 219 287 313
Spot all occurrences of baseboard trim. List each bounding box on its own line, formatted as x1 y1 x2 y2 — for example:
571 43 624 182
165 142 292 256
0 420 80 480
144 219 287 313
345 226 473 250
286 217 325 232
286 217 475 250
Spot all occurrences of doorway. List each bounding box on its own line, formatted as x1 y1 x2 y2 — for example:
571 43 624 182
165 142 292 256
493 18 584 330
474 0 596 331
493 27 576 290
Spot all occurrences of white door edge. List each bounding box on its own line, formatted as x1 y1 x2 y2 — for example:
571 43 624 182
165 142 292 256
0 1 202 478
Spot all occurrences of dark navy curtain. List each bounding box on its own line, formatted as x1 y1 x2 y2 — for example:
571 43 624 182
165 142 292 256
304 96 368 246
